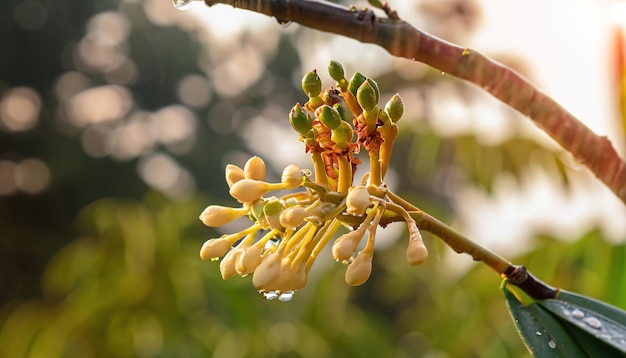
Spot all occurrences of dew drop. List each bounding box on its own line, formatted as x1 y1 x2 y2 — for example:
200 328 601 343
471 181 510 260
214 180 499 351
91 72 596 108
263 291 279 300
584 317 602 329
548 340 556 349
278 291 295 302
210 257 220 262
172 0 199 11
441 72 446 76
572 309 585 319
535 331 542 336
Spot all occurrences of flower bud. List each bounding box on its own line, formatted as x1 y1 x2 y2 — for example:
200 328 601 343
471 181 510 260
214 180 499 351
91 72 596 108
328 60 345 82
236 244 264 276
229 179 269 203
384 93 404 123
263 199 284 231
199 205 247 227
281 164 303 189
318 105 342 130
406 226 428 266
356 79 379 113
200 237 233 260
332 228 365 262
219 248 242 279
348 72 367 98
267 260 307 292
289 103 312 136
252 251 282 289
244 156 266 181
345 250 373 286
346 186 370 216
330 121 354 150
301 70 322 98
279 206 307 228
225 164 245 188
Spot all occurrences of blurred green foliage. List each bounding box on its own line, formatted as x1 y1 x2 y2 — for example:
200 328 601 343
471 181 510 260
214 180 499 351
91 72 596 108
1 0 624 357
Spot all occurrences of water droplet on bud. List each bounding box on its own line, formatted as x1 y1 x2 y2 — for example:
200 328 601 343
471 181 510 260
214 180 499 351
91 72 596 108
263 291 279 300
278 291 294 302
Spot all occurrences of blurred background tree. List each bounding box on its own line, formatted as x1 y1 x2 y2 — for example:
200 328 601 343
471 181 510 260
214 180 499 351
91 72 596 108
0 0 625 357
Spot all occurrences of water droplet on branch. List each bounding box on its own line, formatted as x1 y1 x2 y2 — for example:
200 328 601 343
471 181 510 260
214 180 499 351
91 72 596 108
172 0 200 11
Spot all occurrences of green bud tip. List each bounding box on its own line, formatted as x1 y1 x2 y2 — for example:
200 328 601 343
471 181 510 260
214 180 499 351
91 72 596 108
302 70 322 98
384 93 404 123
328 60 346 82
263 200 284 217
347 72 367 98
356 79 379 113
289 103 312 135
330 121 354 150
318 105 342 130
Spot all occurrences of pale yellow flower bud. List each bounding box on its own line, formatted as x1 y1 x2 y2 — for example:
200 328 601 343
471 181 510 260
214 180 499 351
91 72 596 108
281 164 303 189
236 244 264 276
264 259 307 292
346 186 370 216
244 156 266 181
332 228 366 262
345 250 373 286
199 205 247 227
406 224 428 266
279 206 307 228
219 248 242 280
252 251 282 289
200 237 232 260
225 164 245 188
263 200 284 231
229 179 269 203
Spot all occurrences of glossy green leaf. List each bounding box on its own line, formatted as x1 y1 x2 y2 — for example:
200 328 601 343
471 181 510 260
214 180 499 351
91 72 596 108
539 292 626 353
503 284 586 357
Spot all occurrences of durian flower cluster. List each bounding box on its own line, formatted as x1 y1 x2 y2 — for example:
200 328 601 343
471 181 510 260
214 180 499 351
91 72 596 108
199 61 428 300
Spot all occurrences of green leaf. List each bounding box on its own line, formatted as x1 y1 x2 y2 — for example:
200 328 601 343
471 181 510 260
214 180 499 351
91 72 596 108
539 291 626 353
503 284 587 357
504 281 626 357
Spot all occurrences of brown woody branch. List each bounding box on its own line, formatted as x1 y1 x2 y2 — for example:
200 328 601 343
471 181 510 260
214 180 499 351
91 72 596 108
204 0 626 204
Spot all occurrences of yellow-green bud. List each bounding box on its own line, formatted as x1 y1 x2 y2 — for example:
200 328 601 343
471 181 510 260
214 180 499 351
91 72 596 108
356 79 379 113
289 103 312 136
236 244 264 276
225 164 245 188
304 128 316 147
219 248 242 279
332 228 365 262
244 156 266 181
330 121 354 150
200 237 232 260
384 93 404 123
345 250 373 286
345 186 370 216
279 206 306 228
229 179 269 203
281 164 303 189
301 70 322 98
328 60 346 82
199 205 247 227
406 223 428 266
252 251 282 289
347 72 366 98
318 105 342 130
263 199 284 230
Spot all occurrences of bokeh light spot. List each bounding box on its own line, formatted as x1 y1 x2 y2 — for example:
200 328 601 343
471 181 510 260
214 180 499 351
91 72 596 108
68 85 133 126
0 86 42 132
177 74 212 108
0 160 18 195
15 158 51 194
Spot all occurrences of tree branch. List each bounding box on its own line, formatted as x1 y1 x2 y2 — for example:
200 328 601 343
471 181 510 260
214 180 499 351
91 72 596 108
204 0 626 204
